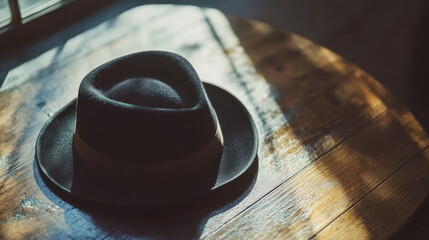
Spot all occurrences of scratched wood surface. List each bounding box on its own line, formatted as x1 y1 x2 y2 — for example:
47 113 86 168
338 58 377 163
0 4 428 240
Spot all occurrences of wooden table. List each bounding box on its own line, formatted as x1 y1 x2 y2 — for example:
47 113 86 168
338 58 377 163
1 4 428 240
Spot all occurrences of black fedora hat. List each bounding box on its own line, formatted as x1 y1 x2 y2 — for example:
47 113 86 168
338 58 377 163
36 51 258 207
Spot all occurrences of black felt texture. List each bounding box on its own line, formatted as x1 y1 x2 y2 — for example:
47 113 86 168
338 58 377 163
105 77 184 108
76 51 217 163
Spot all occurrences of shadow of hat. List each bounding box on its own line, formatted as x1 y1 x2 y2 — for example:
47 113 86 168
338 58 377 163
36 51 258 207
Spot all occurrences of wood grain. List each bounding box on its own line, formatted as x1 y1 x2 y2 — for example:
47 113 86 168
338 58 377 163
0 4 427 240
208 105 428 239
314 147 429 240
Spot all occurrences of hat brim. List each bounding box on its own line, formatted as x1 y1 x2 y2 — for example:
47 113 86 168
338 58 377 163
36 83 258 207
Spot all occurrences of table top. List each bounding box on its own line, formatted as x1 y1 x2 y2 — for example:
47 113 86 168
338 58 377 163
0 4 428 240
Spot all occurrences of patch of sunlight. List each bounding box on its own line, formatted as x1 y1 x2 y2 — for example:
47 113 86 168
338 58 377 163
316 208 371 240
0 156 6 176
202 8 314 170
2 47 60 90
2 195 67 239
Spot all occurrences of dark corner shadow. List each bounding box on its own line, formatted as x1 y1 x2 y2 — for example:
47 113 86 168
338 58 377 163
393 2 429 239
409 1 429 133
33 156 258 239
226 18 429 239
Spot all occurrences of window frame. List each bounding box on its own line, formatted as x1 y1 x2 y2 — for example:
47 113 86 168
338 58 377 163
0 0 117 51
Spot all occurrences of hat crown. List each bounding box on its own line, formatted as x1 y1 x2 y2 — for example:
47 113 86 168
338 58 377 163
75 51 219 165
105 77 186 109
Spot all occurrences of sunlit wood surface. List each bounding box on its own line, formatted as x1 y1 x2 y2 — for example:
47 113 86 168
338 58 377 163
0 4 428 240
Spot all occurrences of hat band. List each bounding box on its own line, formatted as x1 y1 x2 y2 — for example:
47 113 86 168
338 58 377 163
73 121 224 179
